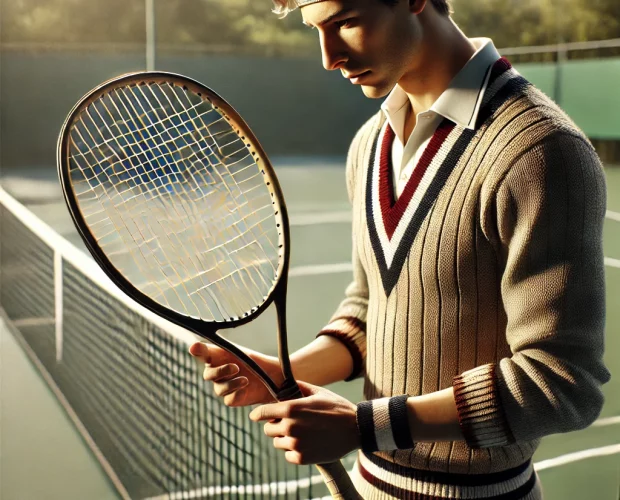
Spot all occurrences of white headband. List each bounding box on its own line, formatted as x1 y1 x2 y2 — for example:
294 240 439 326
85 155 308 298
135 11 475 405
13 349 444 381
296 0 327 6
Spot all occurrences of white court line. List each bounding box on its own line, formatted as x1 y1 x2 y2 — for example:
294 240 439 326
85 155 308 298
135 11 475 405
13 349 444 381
292 208 620 226
534 444 620 471
605 257 620 268
290 210 351 226
591 416 620 427
13 317 55 328
290 257 620 276
144 435 620 500
289 262 353 277
606 210 620 222
288 210 620 271
143 474 326 499
603 211 620 267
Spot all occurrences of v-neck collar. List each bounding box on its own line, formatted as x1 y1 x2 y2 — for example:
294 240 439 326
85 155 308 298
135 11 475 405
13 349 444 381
378 120 454 239
366 57 522 297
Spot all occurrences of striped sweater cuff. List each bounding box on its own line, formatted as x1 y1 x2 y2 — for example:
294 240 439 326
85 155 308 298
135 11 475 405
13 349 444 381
317 316 366 381
453 364 514 449
356 396 414 452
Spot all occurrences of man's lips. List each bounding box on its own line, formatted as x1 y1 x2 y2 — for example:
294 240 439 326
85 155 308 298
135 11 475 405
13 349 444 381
344 70 371 83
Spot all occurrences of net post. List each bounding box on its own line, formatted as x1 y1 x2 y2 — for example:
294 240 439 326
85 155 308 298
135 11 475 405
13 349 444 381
146 0 156 71
54 251 64 362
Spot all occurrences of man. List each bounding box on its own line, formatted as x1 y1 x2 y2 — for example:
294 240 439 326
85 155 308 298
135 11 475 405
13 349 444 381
190 1 610 498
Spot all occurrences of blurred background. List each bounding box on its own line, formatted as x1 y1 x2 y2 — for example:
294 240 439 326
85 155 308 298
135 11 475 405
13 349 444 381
1 1 619 499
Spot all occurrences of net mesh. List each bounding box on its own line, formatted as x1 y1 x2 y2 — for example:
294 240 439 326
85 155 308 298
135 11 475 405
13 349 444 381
0 188 342 499
66 80 282 323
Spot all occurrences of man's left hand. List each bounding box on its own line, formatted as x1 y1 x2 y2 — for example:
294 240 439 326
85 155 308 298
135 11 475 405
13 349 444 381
249 381 360 465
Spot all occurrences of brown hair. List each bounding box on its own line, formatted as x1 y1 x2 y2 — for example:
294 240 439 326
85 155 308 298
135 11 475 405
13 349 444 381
272 0 452 18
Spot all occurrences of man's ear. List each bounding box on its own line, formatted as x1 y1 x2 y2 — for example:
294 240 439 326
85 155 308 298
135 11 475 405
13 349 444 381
410 0 427 15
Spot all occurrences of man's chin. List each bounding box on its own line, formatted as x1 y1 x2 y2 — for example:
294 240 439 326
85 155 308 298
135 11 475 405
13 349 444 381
360 83 393 99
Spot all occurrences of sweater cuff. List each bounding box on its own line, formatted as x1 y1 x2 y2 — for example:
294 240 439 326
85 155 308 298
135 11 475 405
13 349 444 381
317 316 366 381
453 364 514 449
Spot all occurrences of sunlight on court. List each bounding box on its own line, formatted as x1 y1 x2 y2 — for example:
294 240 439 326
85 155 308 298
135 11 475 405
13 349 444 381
1 162 619 499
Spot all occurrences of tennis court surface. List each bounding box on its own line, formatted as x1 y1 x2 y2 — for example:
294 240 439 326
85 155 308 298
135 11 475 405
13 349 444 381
1 161 619 499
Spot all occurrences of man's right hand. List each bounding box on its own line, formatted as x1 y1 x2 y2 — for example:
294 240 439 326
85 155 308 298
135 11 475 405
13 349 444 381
189 342 283 407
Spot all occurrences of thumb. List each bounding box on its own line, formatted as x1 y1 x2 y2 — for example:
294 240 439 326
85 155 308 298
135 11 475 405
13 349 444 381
189 342 212 363
295 380 322 397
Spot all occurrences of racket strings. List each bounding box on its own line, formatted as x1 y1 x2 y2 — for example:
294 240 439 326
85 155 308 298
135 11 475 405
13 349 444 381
101 87 236 314
139 83 279 312
71 115 180 306
72 93 241 321
161 83 282 279
156 83 280 274
74 89 246 314
68 80 282 322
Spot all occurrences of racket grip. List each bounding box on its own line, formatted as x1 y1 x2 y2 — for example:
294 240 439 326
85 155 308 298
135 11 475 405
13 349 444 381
277 380 361 498
315 461 362 500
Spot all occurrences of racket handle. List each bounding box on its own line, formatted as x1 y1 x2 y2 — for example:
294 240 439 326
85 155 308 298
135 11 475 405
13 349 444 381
315 461 361 500
276 380 361 498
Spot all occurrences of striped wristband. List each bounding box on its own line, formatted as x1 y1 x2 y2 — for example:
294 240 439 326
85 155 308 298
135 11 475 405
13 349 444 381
356 395 415 452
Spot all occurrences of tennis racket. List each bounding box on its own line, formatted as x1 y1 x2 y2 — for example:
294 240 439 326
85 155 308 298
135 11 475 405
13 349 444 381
56 71 360 500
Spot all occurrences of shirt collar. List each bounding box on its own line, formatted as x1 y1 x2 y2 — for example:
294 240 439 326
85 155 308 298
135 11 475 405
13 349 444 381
381 38 501 131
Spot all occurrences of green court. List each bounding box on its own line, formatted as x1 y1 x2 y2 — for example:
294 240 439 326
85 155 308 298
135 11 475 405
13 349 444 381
1 160 618 499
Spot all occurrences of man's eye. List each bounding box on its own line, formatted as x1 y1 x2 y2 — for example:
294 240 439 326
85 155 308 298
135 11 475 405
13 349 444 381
336 18 354 29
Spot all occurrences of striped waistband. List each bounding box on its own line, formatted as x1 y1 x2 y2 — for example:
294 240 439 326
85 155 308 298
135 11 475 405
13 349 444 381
356 451 537 499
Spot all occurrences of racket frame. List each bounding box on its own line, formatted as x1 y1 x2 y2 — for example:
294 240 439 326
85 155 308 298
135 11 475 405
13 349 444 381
58 71 362 500
57 71 295 401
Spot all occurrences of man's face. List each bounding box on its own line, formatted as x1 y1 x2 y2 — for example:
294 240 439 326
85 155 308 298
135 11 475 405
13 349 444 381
301 0 420 98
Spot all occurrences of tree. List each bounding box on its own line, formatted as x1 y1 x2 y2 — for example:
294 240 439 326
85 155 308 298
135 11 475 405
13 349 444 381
1 0 619 54
451 0 620 47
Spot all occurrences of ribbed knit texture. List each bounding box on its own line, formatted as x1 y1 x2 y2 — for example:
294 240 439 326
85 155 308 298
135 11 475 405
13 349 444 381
318 60 610 498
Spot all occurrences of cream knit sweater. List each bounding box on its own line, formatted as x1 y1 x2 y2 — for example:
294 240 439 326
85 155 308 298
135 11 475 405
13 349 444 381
318 58 610 498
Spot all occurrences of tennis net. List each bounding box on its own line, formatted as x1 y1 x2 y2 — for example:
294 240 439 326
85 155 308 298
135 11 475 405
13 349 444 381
0 185 346 499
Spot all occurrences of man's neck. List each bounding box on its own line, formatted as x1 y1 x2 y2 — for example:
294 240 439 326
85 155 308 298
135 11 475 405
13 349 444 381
399 18 476 118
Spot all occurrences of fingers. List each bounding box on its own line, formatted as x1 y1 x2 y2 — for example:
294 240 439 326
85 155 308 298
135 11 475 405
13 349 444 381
272 429 312 465
189 342 212 363
192 343 242 384
214 376 249 398
222 386 249 407
273 436 298 451
263 419 297 438
203 363 239 382
191 342 253 404
285 451 304 465
249 401 297 422
189 342 237 366
201 363 248 397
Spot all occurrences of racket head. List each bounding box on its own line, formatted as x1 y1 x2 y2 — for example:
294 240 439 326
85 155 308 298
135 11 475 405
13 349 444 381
57 72 362 500
57 71 291 339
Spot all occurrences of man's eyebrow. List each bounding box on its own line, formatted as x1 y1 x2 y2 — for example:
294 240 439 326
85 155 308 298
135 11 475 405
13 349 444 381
302 7 355 28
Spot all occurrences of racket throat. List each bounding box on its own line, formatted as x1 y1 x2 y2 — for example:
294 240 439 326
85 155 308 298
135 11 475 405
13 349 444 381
276 377 303 401
272 279 301 401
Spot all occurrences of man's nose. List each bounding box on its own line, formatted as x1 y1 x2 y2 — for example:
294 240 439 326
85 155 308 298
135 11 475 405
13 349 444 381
319 31 347 71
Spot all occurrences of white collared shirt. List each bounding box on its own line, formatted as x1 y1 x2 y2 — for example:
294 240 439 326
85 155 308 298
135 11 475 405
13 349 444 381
381 38 501 199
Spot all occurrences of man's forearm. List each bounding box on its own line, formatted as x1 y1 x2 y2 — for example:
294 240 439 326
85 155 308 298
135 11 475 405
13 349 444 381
290 335 355 387
406 387 463 442
288 336 463 443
